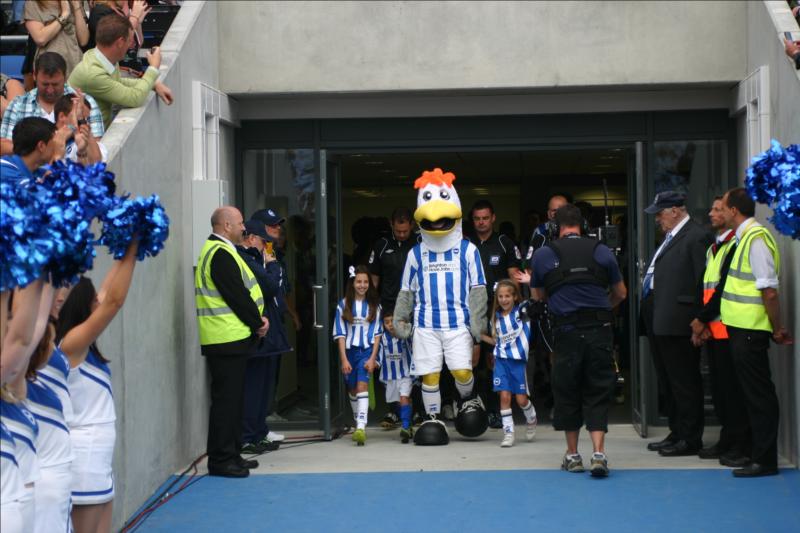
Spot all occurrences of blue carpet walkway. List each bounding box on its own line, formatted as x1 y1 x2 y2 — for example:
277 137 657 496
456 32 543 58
131 469 800 532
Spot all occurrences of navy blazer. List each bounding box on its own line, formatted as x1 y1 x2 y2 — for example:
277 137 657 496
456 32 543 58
237 246 291 356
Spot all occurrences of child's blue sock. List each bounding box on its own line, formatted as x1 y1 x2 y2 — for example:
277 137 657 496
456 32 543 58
400 404 412 429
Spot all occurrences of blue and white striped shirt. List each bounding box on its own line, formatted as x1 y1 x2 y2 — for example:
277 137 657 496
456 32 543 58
378 333 413 382
400 240 486 330
332 298 383 349
493 305 532 362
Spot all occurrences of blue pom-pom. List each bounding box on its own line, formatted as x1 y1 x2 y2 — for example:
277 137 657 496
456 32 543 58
0 179 52 290
745 141 800 240
99 194 170 260
37 161 118 287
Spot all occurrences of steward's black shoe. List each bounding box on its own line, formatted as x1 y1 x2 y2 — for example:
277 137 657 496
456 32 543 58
237 457 259 469
732 463 778 478
698 443 726 459
658 440 701 457
647 435 678 452
719 453 751 468
208 463 249 478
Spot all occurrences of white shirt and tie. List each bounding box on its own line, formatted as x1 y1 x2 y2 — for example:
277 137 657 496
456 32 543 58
642 214 690 298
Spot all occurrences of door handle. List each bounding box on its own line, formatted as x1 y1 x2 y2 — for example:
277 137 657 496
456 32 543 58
312 284 324 330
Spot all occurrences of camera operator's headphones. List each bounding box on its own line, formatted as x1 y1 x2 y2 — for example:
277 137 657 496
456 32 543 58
546 217 591 241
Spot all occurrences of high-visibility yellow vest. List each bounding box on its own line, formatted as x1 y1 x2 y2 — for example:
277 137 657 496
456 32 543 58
702 235 736 340
720 222 779 333
195 239 264 346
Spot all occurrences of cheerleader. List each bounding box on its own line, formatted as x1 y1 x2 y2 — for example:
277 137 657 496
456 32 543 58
56 240 138 533
26 311 74 533
332 266 382 446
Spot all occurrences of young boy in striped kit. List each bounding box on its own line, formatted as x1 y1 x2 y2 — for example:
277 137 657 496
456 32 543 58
482 280 538 447
378 314 414 443
333 266 382 446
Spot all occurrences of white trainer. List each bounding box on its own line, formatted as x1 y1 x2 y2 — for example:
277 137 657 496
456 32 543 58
526 416 538 442
500 432 515 448
267 431 285 442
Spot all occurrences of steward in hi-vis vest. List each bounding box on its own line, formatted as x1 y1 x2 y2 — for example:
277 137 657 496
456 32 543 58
196 238 264 347
717 188 793 479
196 206 270 479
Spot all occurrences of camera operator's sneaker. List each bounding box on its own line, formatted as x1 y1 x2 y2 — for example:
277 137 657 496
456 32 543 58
266 431 285 442
380 412 400 430
561 453 585 473
399 427 414 444
352 428 366 446
590 452 609 477
500 431 515 448
526 416 538 442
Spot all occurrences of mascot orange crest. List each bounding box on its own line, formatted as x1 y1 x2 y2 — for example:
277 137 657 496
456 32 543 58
414 168 456 190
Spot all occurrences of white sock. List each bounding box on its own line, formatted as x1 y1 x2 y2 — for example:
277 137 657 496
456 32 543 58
356 392 369 430
349 394 358 420
454 375 474 399
421 383 441 415
522 400 537 423
501 408 514 434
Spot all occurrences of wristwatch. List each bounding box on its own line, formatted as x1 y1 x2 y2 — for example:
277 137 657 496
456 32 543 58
56 14 68 26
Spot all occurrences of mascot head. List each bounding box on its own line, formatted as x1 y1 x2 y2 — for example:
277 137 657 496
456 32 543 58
414 168 463 252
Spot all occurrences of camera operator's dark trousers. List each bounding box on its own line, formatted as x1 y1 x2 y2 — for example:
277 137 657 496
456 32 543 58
551 323 615 432
727 327 779 469
707 338 751 455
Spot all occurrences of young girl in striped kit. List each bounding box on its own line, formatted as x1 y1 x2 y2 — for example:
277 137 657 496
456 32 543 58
482 279 538 448
333 266 382 446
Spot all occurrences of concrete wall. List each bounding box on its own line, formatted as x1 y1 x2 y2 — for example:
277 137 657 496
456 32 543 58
94 2 220 528
218 0 746 95
742 1 800 466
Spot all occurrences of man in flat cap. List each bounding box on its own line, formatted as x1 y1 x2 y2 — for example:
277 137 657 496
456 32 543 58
639 191 712 457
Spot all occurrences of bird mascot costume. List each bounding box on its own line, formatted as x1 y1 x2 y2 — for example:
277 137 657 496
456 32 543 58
393 168 489 445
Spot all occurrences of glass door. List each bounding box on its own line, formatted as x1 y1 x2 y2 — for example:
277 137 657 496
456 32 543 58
629 141 652 437
315 150 346 439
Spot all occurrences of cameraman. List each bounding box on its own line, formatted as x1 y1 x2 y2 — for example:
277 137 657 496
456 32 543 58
529 204 627 477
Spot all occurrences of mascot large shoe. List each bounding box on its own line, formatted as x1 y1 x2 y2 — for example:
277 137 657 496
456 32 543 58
392 168 489 445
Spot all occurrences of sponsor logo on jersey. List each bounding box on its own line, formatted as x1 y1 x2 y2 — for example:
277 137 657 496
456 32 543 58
490 255 500 266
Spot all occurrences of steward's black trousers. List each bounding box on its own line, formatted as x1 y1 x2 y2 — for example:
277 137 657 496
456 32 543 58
551 323 615 432
707 338 751 454
727 327 779 468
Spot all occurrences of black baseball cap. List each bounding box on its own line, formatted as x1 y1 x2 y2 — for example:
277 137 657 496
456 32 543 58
244 220 273 241
644 191 686 214
251 208 285 226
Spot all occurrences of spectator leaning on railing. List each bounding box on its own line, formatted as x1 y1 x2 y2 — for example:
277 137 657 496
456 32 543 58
68 13 174 128
1 51 105 156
